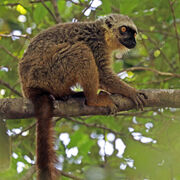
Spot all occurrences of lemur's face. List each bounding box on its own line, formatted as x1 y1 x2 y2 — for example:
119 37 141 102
103 14 138 51
118 25 137 49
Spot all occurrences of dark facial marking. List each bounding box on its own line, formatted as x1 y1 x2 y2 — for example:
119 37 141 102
119 26 137 49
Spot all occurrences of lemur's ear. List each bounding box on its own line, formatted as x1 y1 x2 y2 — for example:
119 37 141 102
105 19 113 28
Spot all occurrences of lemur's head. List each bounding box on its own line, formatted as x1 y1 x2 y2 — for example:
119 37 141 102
99 14 137 51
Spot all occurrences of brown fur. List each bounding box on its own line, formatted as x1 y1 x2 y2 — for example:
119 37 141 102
18 14 146 180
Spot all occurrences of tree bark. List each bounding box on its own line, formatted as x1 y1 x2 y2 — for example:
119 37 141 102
0 89 180 119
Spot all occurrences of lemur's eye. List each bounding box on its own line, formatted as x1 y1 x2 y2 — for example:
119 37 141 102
121 26 127 33
134 33 137 38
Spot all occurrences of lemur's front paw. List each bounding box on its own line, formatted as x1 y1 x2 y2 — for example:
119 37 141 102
107 103 119 115
98 91 118 115
130 91 148 111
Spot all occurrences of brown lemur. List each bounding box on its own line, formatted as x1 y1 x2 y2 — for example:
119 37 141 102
18 14 147 180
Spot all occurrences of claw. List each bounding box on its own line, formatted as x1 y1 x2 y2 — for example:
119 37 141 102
136 95 144 111
139 92 148 99
108 103 118 115
139 95 147 106
130 91 148 111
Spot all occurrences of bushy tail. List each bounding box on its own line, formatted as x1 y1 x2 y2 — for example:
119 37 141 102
29 88 59 180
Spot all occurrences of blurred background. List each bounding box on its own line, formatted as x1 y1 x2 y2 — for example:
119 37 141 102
0 0 180 179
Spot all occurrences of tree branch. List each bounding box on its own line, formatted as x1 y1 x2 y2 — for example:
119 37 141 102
64 0 87 7
0 89 180 119
30 0 50 3
19 165 83 180
120 67 180 78
50 0 62 23
0 34 29 39
0 79 22 97
67 117 124 136
60 170 83 180
40 0 58 23
140 29 180 40
0 45 19 61
20 165 36 180
0 2 22 7
139 32 175 70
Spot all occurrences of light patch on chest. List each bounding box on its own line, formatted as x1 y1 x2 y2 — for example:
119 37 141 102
104 31 129 56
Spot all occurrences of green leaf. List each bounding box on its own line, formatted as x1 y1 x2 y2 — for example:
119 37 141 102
34 4 48 24
154 50 161 57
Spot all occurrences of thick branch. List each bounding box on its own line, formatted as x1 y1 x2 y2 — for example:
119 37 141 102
0 89 180 119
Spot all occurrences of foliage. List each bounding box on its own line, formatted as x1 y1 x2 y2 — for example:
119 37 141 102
0 0 180 179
